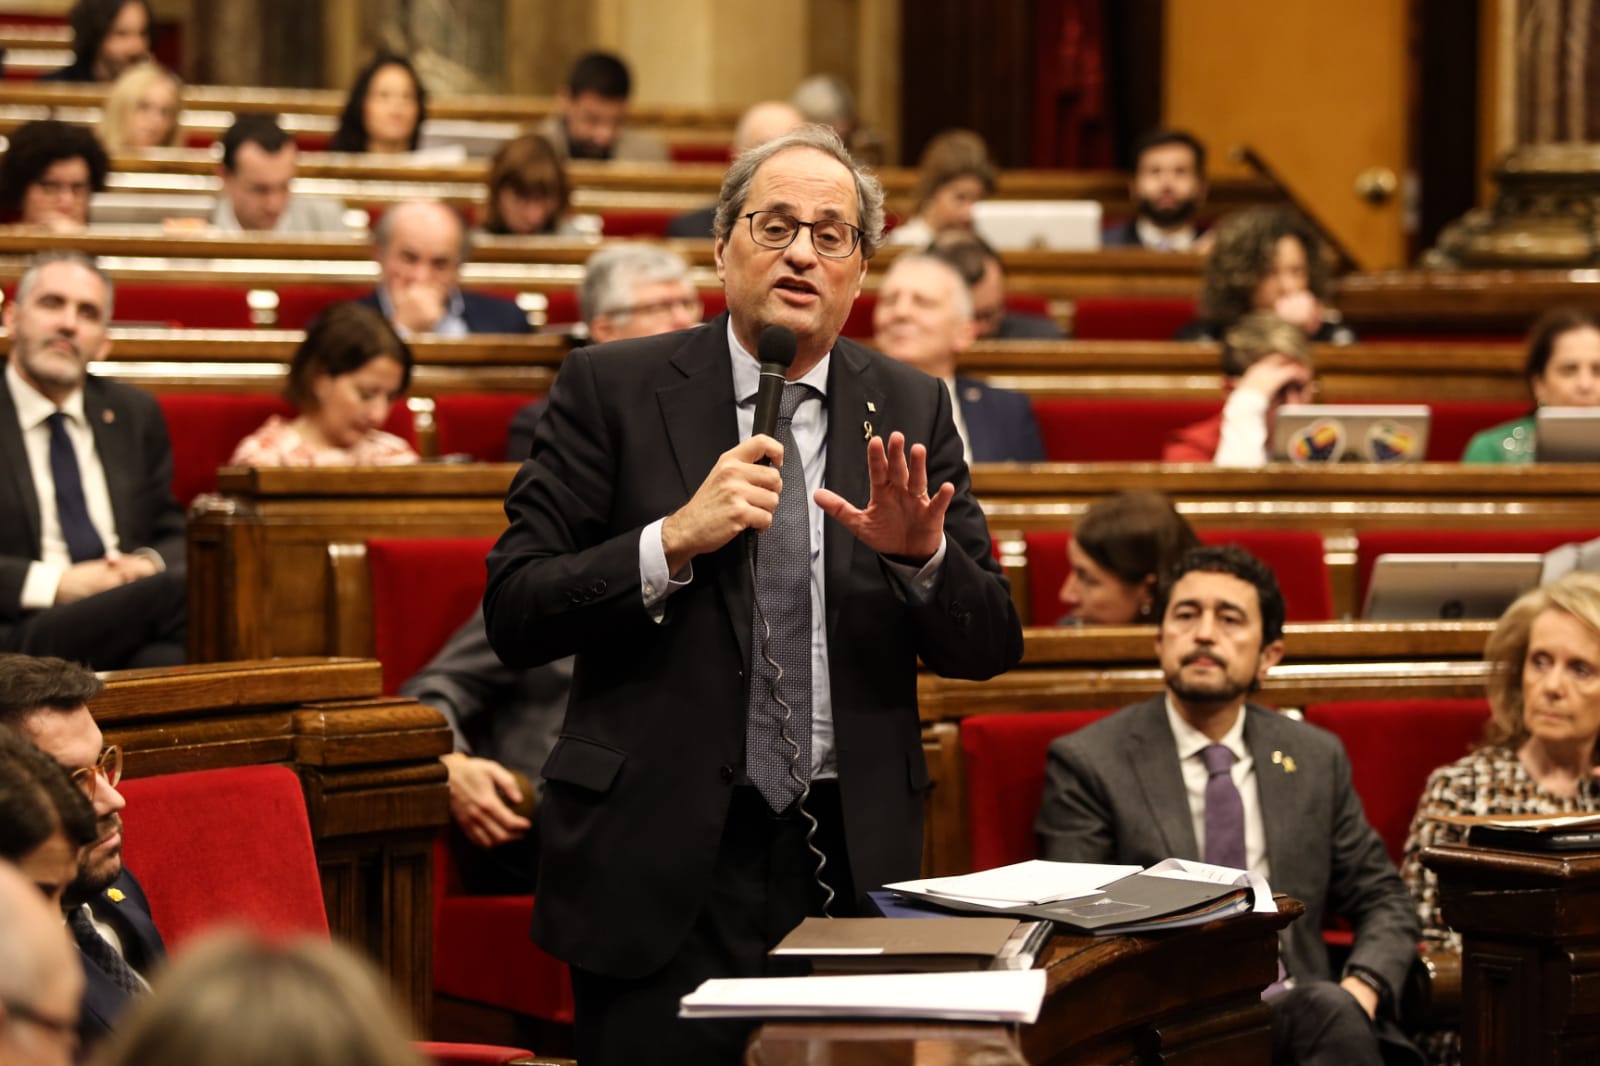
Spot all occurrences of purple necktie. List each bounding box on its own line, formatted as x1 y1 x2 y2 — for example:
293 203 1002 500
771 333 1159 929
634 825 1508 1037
746 383 814 813
1201 743 1247 870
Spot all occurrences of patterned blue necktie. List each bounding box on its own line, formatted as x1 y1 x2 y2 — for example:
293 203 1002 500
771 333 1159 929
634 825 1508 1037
746 383 815 812
48 411 105 563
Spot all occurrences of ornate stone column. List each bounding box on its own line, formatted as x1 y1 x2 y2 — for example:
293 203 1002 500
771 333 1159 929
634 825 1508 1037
1432 0 1600 266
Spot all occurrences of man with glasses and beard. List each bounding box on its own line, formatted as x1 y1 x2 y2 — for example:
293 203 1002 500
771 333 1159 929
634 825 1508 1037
1036 546 1422 1066
1103 128 1210 252
0 654 164 1048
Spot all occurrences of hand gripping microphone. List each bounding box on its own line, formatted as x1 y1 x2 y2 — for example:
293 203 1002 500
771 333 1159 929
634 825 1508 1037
752 324 798 440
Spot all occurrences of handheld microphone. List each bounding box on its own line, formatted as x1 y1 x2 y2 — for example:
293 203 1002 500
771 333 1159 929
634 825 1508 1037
752 325 798 441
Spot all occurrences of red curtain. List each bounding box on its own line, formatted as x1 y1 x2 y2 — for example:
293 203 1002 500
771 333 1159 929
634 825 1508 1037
1032 0 1116 169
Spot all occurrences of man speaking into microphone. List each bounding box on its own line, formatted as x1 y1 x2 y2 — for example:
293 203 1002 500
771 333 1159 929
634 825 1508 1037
484 125 1023 1066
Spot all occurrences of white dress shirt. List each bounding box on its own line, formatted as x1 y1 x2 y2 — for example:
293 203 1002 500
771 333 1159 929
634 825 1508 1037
1165 695 1271 882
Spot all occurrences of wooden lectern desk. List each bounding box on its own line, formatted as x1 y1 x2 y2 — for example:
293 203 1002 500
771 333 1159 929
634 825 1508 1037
1422 843 1600 1065
748 902 1301 1066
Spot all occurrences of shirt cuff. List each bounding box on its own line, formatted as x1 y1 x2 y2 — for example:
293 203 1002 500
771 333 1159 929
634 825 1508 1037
880 535 947 603
640 518 692 620
1213 388 1271 468
21 560 65 610
131 547 166 573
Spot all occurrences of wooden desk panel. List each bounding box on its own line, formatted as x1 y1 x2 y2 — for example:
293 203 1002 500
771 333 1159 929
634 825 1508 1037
95 658 451 1028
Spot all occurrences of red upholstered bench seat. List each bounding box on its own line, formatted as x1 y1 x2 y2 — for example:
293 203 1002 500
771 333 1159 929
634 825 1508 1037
432 393 541 461
1072 296 1199 340
366 537 494 695
1019 528 1333 626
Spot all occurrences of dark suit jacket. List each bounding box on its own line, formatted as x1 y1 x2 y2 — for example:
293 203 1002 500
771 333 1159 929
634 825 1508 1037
665 206 717 239
991 312 1064 340
0 374 185 627
483 314 1023 978
356 289 533 334
504 398 548 462
955 377 1045 463
1036 697 1421 1002
79 868 166 1043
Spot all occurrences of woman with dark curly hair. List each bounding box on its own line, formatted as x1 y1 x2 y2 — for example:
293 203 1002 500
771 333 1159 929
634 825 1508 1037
0 120 111 229
1176 206 1355 344
41 0 151 83
328 54 427 154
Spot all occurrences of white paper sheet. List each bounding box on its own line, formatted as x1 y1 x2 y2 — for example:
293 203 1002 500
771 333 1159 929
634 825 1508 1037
679 969 1047 1023
885 859 1142 907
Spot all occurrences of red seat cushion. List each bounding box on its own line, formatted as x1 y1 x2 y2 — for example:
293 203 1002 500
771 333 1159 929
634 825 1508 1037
1355 528 1600 607
1302 699 1492 865
113 282 257 329
1022 528 1332 627
1073 296 1199 340
156 393 297 504
1421 400 1530 461
669 143 732 164
368 537 497 695
432 393 541 461
273 284 374 330
119 765 330 946
1032 398 1220 461
597 210 679 238
962 710 1115 871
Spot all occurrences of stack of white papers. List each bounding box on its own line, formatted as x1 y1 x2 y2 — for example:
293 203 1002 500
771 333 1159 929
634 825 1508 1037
885 860 1141 907
1143 858 1278 914
679 969 1046 1023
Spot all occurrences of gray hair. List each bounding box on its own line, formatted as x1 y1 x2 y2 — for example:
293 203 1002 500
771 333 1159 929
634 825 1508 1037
580 243 692 325
712 124 886 260
883 252 974 321
791 75 856 127
15 249 114 319
372 200 472 264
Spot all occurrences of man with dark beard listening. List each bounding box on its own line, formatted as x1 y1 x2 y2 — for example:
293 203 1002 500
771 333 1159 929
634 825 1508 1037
1103 128 1210 251
0 654 163 1048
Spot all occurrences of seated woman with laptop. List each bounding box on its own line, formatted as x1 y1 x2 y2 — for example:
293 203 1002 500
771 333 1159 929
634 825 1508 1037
1463 308 1600 464
1163 312 1316 466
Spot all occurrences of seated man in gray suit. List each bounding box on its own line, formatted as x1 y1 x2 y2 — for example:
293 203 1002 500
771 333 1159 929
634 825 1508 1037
403 241 699 892
1037 545 1421 1066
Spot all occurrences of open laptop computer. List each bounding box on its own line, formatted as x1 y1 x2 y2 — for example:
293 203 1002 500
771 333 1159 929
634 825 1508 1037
1271 405 1431 464
1362 553 1545 620
1534 407 1600 462
971 201 1103 252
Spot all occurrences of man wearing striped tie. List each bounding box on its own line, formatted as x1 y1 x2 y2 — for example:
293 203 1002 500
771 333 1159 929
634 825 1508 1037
0 251 186 670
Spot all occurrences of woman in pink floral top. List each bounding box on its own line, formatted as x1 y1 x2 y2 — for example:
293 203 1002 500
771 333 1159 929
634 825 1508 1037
230 302 419 467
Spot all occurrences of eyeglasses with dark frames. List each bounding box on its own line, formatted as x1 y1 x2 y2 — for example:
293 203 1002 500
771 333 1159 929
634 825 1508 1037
738 210 864 259
70 745 121 800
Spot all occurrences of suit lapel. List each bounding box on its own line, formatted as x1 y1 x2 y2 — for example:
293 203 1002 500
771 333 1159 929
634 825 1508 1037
822 340 880 636
83 378 134 547
1126 698 1202 858
654 319 746 659
0 373 43 554
1245 707 1298 875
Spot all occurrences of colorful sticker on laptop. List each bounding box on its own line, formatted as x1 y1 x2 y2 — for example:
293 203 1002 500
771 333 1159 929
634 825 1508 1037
1288 418 1346 463
1366 419 1421 463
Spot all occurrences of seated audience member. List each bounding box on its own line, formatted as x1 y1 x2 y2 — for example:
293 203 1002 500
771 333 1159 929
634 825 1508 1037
0 121 110 231
1104 128 1209 251
1038 545 1423 1066
1402 571 1600 1064
1463 307 1600 463
0 860 83 1066
212 115 347 234
665 101 806 238
0 653 165 1045
481 133 580 237
1176 206 1356 344
1164 311 1316 467
889 129 997 247
404 243 699 893
0 727 97 910
229 303 417 467
790 73 884 165
1058 492 1200 626
0 252 187 671
328 53 425 155
873 253 1043 462
925 229 1065 339
98 62 181 152
42 0 150 83
95 932 427 1066
361 200 531 336
536 51 667 163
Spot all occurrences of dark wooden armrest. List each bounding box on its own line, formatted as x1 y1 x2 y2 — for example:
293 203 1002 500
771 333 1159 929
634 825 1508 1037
1401 945 1461 1031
